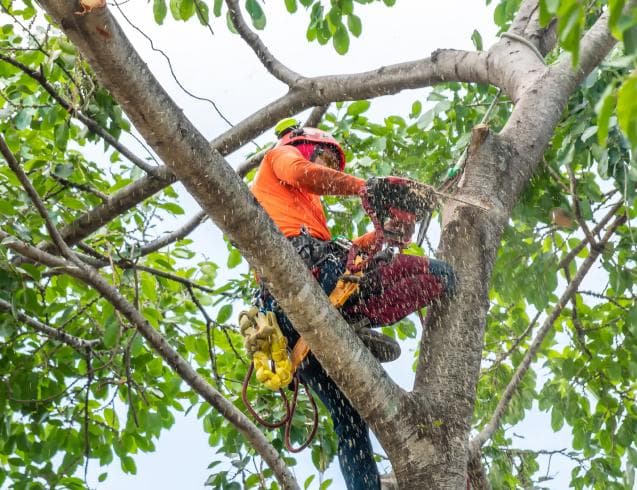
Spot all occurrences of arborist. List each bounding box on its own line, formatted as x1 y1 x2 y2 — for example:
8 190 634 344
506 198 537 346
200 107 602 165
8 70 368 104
248 121 456 490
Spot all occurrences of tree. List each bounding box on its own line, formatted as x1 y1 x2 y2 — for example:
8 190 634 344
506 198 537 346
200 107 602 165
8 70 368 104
0 0 635 488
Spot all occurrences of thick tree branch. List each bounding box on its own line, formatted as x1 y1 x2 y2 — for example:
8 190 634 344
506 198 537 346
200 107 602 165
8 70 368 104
304 104 330 127
509 0 558 56
0 230 299 489
0 298 99 352
469 212 626 453
225 0 301 85
0 52 160 176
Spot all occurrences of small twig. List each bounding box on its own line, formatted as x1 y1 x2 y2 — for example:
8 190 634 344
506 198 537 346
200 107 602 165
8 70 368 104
234 145 273 177
486 310 542 372
138 211 207 256
185 285 220 382
83 350 92 484
224 0 301 86
565 163 597 246
124 334 139 427
577 290 631 311
74 243 218 294
50 175 109 201
557 200 623 269
470 212 627 453
542 159 570 194
0 298 98 352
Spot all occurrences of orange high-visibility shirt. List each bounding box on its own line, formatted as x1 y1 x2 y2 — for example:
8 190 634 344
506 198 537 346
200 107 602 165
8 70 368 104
251 145 365 240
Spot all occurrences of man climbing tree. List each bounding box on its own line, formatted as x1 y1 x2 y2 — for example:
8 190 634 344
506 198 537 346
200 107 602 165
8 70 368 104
245 122 456 489
0 0 635 489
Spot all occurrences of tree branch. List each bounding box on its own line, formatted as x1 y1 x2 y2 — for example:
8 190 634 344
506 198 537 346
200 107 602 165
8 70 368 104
0 230 300 490
557 200 623 269
469 212 626 453
0 52 160 176
0 298 99 352
137 211 207 256
225 0 301 85
304 104 330 127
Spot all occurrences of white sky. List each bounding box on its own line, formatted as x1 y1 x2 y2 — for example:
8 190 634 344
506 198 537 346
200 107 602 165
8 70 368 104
63 1 579 488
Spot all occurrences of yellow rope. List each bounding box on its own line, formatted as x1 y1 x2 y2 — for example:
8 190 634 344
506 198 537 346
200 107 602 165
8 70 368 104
239 307 293 391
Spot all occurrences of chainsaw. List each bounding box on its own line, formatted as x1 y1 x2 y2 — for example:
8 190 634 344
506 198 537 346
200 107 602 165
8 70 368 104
345 176 437 271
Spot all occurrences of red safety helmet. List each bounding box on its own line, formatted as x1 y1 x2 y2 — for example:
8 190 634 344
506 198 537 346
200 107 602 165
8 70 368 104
277 126 346 171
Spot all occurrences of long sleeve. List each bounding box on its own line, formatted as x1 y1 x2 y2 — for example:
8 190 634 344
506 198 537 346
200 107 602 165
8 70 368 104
271 146 364 196
352 230 378 251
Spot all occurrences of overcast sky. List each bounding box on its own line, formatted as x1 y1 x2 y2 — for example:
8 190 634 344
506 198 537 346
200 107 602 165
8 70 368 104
70 1 579 488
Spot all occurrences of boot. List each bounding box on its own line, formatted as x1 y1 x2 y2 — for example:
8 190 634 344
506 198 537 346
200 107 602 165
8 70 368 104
350 319 401 363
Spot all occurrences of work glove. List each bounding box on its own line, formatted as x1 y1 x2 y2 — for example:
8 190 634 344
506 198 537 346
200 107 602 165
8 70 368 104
384 215 416 244
362 176 438 235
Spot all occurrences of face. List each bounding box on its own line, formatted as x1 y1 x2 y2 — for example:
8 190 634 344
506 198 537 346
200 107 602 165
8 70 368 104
312 147 341 170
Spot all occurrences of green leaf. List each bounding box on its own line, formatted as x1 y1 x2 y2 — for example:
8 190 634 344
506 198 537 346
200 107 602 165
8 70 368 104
226 10 238 33
284 0 297 13
169 0 181 19
245 0 266 30
595 84 616 147
195 0 209 24
617 75 637 149
14 109 32 130
180 0 196 19
410 100 422 118
53 163 74 178
103 316 120 349
347 100 370 116
623 25 637 55
551 405 564 431
382 0 395 5
319 479 333 490
471 29 483 51
333 23 349 55
304 474 316 489
216 304 232 324
213 0 223 16
54 122 69 150
609 0 626 38
347 13 362 37
227 248 242 268
153 0 167 24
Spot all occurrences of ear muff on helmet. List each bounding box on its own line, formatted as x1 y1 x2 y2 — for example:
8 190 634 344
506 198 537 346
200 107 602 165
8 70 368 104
275 124 346 171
